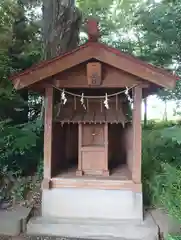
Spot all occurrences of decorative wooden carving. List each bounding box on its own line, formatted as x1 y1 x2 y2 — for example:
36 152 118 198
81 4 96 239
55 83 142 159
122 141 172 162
86 18 100 42
87 62 102 86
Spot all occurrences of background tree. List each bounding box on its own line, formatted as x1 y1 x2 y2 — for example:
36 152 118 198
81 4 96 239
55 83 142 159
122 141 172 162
43 0 81 59
0 0 42 177
134 0 181 104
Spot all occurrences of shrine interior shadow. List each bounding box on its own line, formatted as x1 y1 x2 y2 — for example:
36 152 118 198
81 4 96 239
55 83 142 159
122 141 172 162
51 122 132 180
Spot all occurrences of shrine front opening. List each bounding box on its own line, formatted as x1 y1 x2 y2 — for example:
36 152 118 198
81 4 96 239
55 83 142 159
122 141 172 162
51 88 134 181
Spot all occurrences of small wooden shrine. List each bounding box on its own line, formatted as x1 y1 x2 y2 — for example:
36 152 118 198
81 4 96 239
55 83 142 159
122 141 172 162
10 19 178 224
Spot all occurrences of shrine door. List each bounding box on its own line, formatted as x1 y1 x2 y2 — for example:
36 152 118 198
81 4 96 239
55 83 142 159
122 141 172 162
77 123 109 176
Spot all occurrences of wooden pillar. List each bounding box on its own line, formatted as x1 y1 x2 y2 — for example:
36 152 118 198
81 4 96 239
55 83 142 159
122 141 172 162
43 86 53 188
132 86 142 183
103 123 109 176
76 123 83 176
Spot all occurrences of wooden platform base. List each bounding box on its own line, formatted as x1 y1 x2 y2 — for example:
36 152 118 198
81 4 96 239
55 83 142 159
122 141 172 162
76 169 110 177
50 165 141 191
56 165 131 180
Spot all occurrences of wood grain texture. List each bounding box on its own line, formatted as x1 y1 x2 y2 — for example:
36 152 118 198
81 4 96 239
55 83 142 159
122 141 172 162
12 42 177 91
51 178 142 192
77 123 108 176
44 86 53 179
55 64 142 88
132 86 142 183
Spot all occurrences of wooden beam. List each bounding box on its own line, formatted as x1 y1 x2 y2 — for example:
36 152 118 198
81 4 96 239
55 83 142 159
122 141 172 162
96 48 176 89
132 86 142 183
54 65 143 89
12 45 97 90
43 86 53 183
51 178 142 192
11 43 177 90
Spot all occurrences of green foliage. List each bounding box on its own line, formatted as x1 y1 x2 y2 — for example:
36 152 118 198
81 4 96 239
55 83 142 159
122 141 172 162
167 236 181 240
0 119 43 174
135 0 181 100
0 166 40 203
142 125 181 221
0 0 43 180
152 163 181 221
77 0 143 42
143 120 177 130
36 158 43 180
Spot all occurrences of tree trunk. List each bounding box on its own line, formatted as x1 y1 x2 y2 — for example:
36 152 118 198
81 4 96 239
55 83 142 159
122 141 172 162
43 0 82 59
143 97 147 126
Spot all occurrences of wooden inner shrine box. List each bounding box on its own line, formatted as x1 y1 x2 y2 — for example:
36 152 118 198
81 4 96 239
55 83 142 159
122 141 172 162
76 123 109 176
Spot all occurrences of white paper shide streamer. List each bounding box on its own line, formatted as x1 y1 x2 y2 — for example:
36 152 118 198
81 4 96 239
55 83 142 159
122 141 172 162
104 93 109 109
61 89 67 105
125 87 132 103
80 93 86 109
55 84 137 109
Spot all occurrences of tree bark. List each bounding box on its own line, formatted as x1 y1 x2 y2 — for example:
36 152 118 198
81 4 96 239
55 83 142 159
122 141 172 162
43 0 82 59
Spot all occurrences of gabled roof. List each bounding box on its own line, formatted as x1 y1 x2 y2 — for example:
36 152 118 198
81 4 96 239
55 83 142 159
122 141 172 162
10 41 179 90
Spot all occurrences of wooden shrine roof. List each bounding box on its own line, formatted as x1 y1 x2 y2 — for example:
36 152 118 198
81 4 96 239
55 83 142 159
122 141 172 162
10 41 179 91
55 108 127 124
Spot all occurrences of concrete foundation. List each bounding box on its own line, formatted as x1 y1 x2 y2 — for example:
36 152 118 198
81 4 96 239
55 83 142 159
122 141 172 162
42 188 143 221
27 213 158 240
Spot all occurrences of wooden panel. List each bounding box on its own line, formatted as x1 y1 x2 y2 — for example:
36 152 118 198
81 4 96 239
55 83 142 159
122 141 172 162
81 151 105 174
108 124 126 170
82 124 104 146
13 45 97 90
55 64 142 88
64 124 78 166
124 124 133 173
51 123 65 177
78 123 109 176
87 62 102 86
96 48 176 89
51 178 142 192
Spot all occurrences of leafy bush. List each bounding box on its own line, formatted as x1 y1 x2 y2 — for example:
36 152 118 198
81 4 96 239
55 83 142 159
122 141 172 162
151 163 181 221
167 236 181 240
142 125 181 221
0 166 37 203
143 120 178 130
36 158 43 180
0 117 43 203
0 118 43 175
